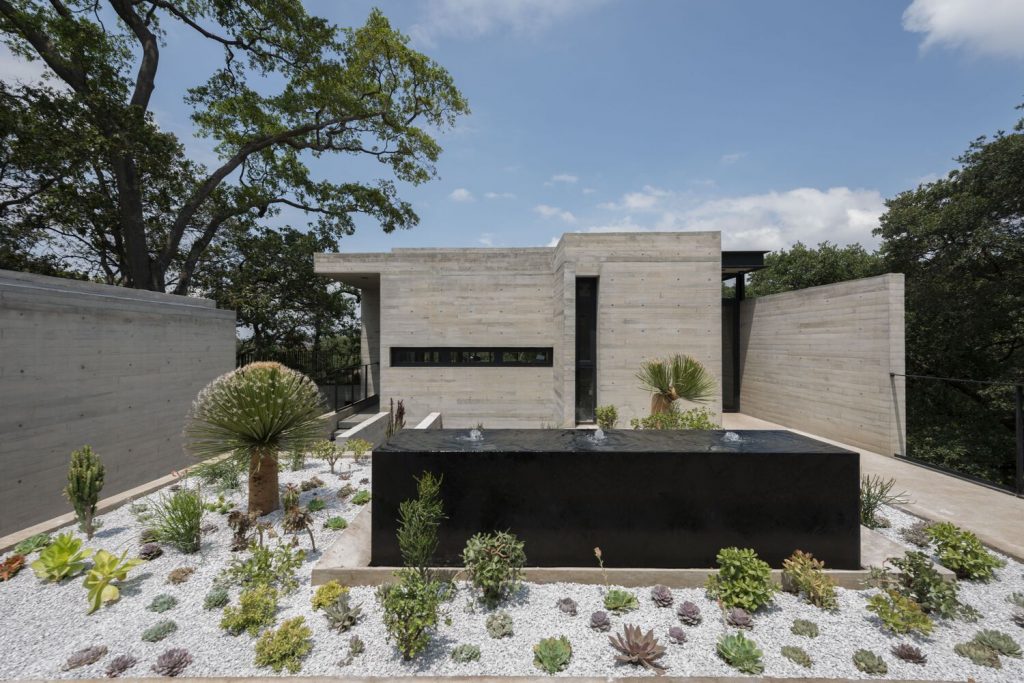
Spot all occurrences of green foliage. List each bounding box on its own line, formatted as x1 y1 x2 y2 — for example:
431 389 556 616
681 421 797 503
594 405 618 429
221 585 279 636
397 472 445 581
630 406 717 430
866 590 933 635
306 497 325 512
64 446 105 539
142 619 178 643
322 592 363 632
883 551 972 620
83 549 143 614
781 550 838 610
716 632 764 675
376 569 442 660
532 636 572 674
972 630 1022 658
462 530 526 607
781 645 812 668
30 533 93 582
705 547 777 612
1008 591 1024 608
192 458 244 492
486 611 514 638
204 587 230 610
859 475 908 529
790 619 819 638
286 449 305 472
254 616 313 673
203 493 233 515
351 490 372 505
746 241 884 297
220 542 305 594
635 354 716 413
149 488 205 553
310 440 339 473
148 594 178 613
312 581 348 611
852 649 887 675
14 533 52 555
345 438 373 459
926 521 1004 581
324 516 348 530
451 643 481 663
603 589 639 613
955 641 1002 669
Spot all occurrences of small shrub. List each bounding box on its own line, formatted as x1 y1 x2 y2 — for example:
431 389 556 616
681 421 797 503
203 493 233 515
630 406 716 430
866 590 933 635
716 632 764 675
398 472 445 582
790 618 819 638
899 520 933 548
286 448 305 471
220 542 305 594
306 497 325 512
595 405 618 429
351 490 371 505
376 569 441 660
451 643 481 663
147 594 178 613
300 476 324 492
149 489 204 554
14 533 52 555
705 547 776 612
533 636 572 674
141 619 178 643
311 440 340 472
878 551 972 620
781 550 837 610
220 585 278 636
204 587 230 610
64 445 105 539
324 516 348 530
0 554 26 581
486 611 513 638
345 438 373 461
462 530 526 606
30 533 93 582
781 645 812 668
312 580 348 611
852 649 887 675
859 475 907 529
254 616 312 673
926 521 1004 581
83 550 143 614
167 566 195 585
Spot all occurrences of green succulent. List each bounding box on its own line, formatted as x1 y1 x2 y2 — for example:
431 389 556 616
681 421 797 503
83 549 143 614
451 643 481 663
781 550 837 610
852 649 887 675
954 641 1001 669
790 619 819 638
603 588 639 613
533 636 572 674
867 590 933 635
463 531 526 607
30 533 93 582
322 593 363 633
141 619 178 642
14 533 52 555
221 585 279 636
781 645 812 668
254 616 313 673
486 610 514 639
351 490 371 505
312 581 348 611
307 497 326 512
972 630 1021 658
324 516 348 530
203 587 230 610
716 632 764 674
376 569 441 660
705 547 777 612
147 594 178 613
926 522 1004 581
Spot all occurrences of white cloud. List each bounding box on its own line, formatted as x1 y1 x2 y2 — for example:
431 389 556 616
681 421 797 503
411 0 605 46
545 173 579 186
449 188 475 202
484 191 516 199
582 187 596 195
720 152 746 165
534 204 577 223
0 44 52 84
578 186 885 251
598 185 670 211
903 0 1024 59
479 232 495 246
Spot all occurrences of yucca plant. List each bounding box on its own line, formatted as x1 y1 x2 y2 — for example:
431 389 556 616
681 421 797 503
636 354 715 415
185 362 325 514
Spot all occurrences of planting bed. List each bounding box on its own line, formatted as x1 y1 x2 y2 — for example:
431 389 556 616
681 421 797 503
0 455 1022 681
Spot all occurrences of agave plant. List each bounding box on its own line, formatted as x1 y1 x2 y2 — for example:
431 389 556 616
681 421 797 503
185 362 325 514
608 624 667 675
636 354 715 415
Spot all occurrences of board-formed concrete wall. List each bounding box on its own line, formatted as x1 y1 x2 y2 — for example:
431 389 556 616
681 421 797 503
738 274 905 456
0 270 235 535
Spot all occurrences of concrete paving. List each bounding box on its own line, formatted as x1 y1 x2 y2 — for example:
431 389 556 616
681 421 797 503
724 412 1024 561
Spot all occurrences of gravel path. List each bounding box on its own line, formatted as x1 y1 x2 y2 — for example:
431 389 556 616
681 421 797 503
1 457 1022 682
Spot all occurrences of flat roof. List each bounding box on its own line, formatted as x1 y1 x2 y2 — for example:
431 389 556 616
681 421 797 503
721 250 768 279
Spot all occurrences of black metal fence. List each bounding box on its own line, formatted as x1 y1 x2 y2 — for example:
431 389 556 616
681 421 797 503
236 349 378 412
892 372 1024 495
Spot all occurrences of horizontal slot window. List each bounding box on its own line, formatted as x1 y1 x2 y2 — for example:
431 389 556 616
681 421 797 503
391 347 553 367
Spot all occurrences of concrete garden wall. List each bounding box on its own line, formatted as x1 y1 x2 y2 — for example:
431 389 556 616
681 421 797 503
0 270 235 535
738 273 906 457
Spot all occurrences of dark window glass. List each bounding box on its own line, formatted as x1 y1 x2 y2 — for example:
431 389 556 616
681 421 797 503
390 347 553 367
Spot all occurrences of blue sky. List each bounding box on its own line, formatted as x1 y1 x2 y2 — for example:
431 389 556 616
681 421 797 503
5 0 1024 253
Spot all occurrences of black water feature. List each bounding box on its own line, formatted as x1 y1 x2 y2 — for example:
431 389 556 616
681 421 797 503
371 428 860 569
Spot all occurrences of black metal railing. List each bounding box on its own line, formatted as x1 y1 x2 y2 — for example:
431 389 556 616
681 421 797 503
236 349 378 412
891 372 1023 495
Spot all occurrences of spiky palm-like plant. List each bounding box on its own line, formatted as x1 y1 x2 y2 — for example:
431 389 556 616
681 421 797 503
636 354 715 415
185 362 325 515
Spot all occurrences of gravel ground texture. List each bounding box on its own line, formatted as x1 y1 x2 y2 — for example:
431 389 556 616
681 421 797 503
1 454 1023 682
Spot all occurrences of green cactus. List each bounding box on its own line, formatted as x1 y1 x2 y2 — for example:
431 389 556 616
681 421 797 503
64 446 105 539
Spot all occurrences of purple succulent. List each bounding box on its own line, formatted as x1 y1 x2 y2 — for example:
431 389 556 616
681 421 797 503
138 543 162 561
676 600 702 625
668 626 687 644
725 607 753 629
63 645 108 671
105 654 137 678
650 584 674 607
590 610 611 631
151 649 192 677
557 597 577 616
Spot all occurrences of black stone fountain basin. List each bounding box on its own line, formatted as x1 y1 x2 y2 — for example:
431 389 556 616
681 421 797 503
371 429 860 569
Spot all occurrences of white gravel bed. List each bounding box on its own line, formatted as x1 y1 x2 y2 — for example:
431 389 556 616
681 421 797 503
1 460 1023 682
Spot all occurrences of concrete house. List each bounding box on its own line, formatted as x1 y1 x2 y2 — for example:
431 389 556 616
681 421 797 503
315 231 905 457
